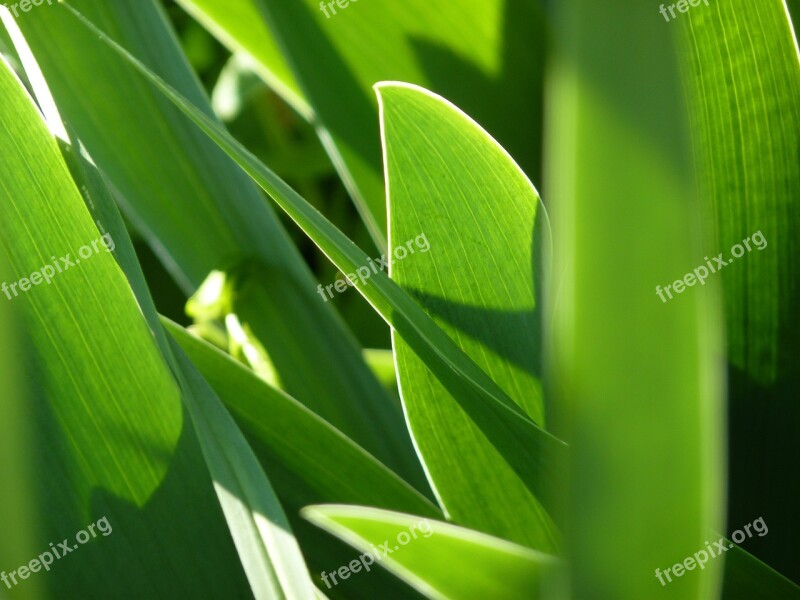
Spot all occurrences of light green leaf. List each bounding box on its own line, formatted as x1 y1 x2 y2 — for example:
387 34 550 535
72 143 316 600
47 106 431 592
168 338 318 600
378 81 556 550
4 35 319 597
165 318 441 597
0 52 250 598
302 505 558 600
545 1 725 598
362 348 399 395
177 0 310 119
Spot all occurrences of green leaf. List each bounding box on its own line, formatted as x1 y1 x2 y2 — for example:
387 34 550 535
302 505 558 600
73 144 319 599
167 338 318 600
62 2 568 521
164 317 440 521
44 108 428 592
677 1 800 581
165 318 442 598
177 0 310 119
68 146 319 598
66 106 317 600
0 52 250 598
545 1 726 598
3 36 320 597
176 0 547 247
8 0 421 486
0 259 43 599
378 81 557 550
362 348 399 395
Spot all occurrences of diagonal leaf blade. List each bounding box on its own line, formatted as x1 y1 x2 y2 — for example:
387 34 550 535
60 2 568 501
0 51 250 598
7 0 419 484
302 505 558 600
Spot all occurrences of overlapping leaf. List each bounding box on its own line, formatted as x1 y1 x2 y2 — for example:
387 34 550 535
0 52 251 598
166 318 441 598
62 4 569 532
176 0 547 247
8 0 420 485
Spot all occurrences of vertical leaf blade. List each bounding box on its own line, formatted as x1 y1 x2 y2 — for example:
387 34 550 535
546 1 725 598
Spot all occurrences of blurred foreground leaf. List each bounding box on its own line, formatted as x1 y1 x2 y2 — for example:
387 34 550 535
546 1 725 598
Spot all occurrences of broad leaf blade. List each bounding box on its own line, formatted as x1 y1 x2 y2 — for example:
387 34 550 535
168 339 318 600
164 318 440 521
175 0 310 119
65 132 316 600
0 53 249 598
378 81 557 550
62 3 568 507
3 35 318 597
45 87 434 594
166 318 441 598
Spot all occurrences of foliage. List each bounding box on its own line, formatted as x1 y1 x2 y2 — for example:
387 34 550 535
0 0 797 598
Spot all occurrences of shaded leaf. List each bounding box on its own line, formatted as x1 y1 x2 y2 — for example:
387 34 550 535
678 1 800 580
